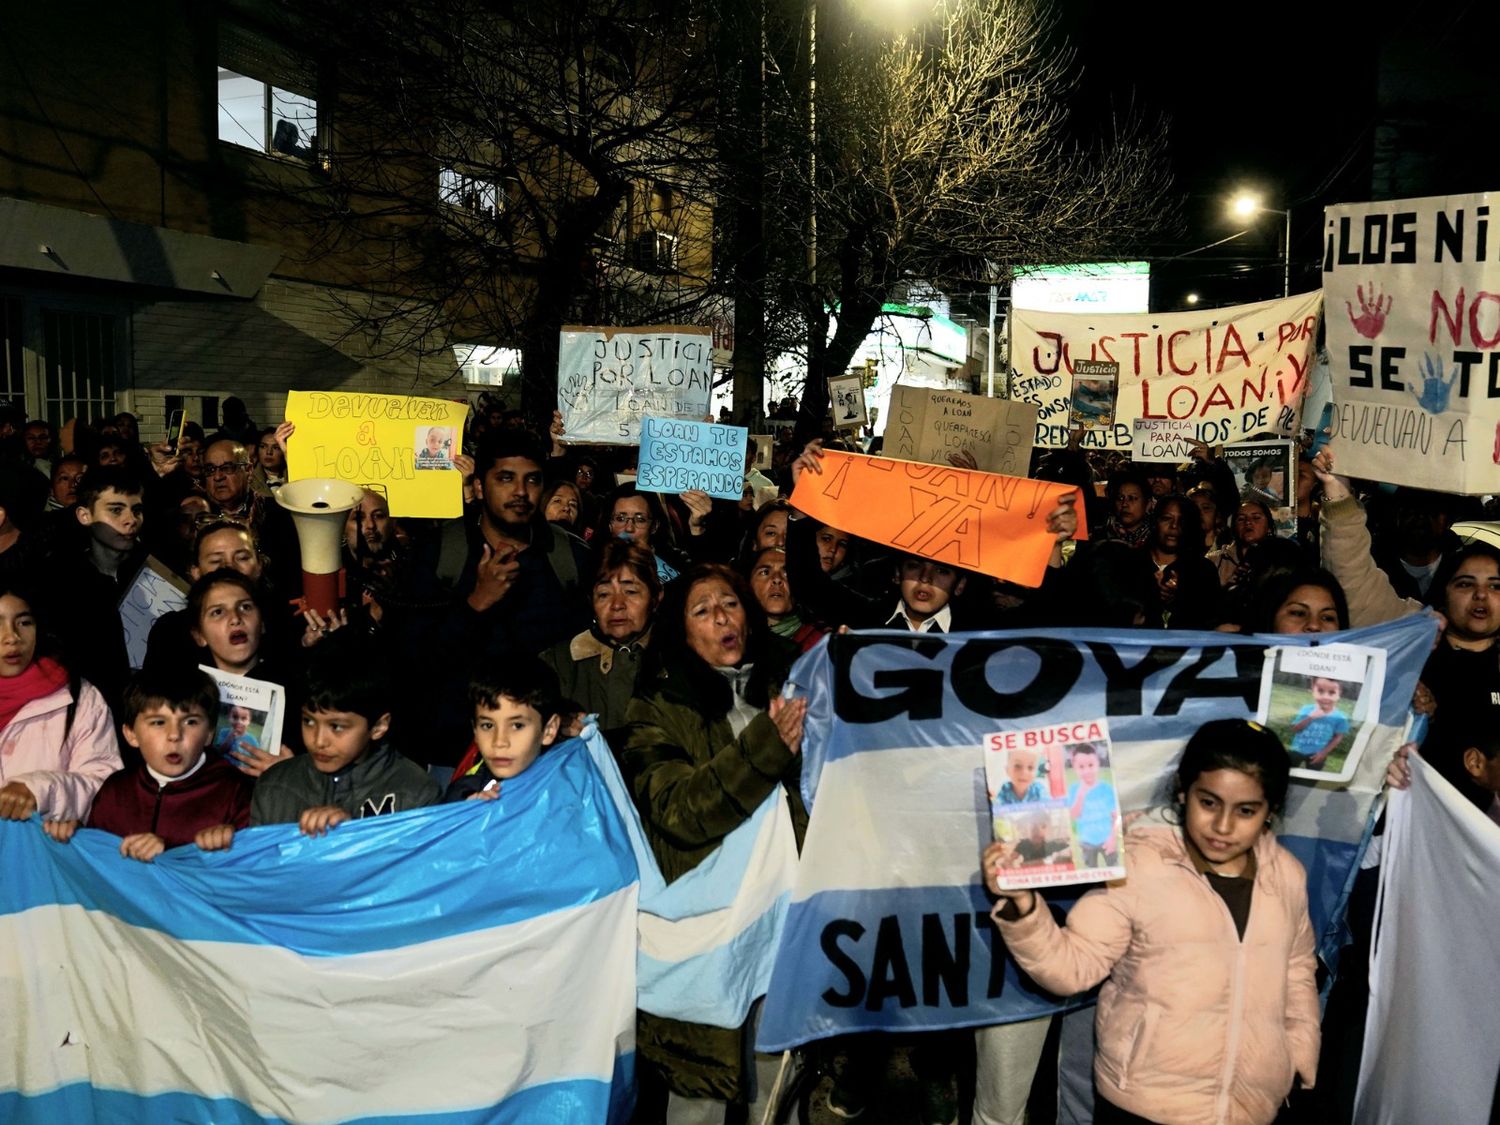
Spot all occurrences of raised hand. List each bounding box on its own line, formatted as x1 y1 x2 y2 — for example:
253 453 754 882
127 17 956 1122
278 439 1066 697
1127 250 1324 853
147 442 182 478
681 489 713 535
789 439 826 488
1045 492 1079 541
1308 450 1352 503
301 606 349 648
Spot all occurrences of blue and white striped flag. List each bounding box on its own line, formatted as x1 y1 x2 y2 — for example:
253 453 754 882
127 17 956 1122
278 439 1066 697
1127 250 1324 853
756 616 1434 1052
582 722 798 1029
0 738 638 1124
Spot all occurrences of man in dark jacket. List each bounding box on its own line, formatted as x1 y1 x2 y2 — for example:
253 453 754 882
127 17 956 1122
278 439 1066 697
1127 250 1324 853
402 430 591 764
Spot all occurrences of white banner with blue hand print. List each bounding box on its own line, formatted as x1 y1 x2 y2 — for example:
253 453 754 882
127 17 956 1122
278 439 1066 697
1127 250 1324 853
1325 190 1500 493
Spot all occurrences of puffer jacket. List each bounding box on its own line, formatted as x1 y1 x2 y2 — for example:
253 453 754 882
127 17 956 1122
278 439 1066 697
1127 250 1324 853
0 678 120 820
620 649 805 1103
993 826 1319 1125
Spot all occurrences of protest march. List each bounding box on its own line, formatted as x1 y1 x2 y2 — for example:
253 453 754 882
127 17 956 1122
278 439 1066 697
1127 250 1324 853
6 187 1500 1125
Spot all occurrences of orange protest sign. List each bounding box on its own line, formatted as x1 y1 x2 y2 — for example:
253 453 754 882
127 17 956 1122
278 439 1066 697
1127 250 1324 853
789 451 1084 588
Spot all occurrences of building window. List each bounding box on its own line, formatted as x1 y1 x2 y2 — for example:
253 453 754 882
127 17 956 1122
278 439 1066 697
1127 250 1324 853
439 168 501 220
217 21 319 160
453 344 520 386
42 310 120 426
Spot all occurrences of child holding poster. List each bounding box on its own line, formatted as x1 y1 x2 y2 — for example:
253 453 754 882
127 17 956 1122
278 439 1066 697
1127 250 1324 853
983 719 1319 1125
985 723 1122 891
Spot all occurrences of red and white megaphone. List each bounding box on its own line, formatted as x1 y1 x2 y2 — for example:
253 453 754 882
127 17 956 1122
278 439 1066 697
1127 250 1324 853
275 478 366 617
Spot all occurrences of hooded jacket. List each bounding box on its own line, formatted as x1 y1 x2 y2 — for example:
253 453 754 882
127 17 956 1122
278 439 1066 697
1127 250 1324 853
993 825 1319 1125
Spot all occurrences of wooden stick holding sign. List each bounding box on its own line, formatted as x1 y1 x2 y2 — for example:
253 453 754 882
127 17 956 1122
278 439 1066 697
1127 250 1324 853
790 450 1084 588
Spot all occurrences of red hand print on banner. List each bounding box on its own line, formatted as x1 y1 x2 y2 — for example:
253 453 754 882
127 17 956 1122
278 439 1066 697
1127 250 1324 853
1346 282 1393 339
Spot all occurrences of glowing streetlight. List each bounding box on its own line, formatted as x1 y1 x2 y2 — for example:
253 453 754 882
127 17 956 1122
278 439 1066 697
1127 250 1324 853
1229 191 1290 298
1185 292 1200 306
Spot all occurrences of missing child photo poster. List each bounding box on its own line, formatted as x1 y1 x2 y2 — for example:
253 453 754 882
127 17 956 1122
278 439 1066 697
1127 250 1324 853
1256 642 1385 783
201 665 286 773
984 718 1126 890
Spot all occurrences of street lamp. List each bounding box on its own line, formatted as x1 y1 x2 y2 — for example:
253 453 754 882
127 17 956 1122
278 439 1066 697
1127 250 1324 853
1230 192 1291 298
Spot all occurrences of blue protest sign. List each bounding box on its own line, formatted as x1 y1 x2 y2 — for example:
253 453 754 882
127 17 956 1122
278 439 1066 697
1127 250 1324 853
636 415 748 500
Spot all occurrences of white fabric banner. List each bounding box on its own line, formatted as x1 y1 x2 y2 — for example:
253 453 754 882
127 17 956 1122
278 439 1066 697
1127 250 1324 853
1010 292 1322 450
557 325 713 445
1324 192 1500 493
1354 756 1500 1125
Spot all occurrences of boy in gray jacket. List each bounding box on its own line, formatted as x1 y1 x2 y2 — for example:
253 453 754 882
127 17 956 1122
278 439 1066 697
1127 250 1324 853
250 635 439 834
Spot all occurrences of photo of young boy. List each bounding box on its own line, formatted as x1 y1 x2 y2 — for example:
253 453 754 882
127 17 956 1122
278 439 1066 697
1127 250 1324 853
984 720 1122 890
1287 676 1351 769
414 425 455 469
214 702 265 759
1258 642 1385 783
996 747 1046 804
827 375 867 429
1066 740 1120 868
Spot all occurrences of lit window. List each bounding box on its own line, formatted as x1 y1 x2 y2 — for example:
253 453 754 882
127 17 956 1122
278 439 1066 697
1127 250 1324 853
217 21 319 160
439 168 501 219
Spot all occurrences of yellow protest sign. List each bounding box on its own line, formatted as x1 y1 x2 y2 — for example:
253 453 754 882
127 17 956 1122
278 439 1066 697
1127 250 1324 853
284 390 469 519
789 450 1084 588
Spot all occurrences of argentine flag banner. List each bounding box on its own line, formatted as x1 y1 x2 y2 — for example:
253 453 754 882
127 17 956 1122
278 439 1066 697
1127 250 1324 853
756 615 1434 1051
0 738 638 1124
582 723 798 1030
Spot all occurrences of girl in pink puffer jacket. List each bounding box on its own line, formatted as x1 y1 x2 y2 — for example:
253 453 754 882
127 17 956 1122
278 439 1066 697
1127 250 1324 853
984 719 1319 1125
0 588 121 830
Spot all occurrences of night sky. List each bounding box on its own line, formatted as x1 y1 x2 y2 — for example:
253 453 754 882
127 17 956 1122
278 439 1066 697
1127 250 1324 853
1051 0 1496 310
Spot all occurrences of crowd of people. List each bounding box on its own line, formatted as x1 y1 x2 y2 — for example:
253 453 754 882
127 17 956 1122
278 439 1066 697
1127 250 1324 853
0 393 1493 1125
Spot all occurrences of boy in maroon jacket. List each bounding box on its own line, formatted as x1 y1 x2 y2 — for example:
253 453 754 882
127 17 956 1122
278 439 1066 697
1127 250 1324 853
50 668 254 861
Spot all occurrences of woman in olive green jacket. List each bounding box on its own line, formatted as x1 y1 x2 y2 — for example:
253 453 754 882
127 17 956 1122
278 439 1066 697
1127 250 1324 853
620 562 807 1121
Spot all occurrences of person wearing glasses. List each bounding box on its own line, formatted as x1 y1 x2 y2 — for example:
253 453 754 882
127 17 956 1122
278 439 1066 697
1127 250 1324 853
199 439 298 597
599 484 687 585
